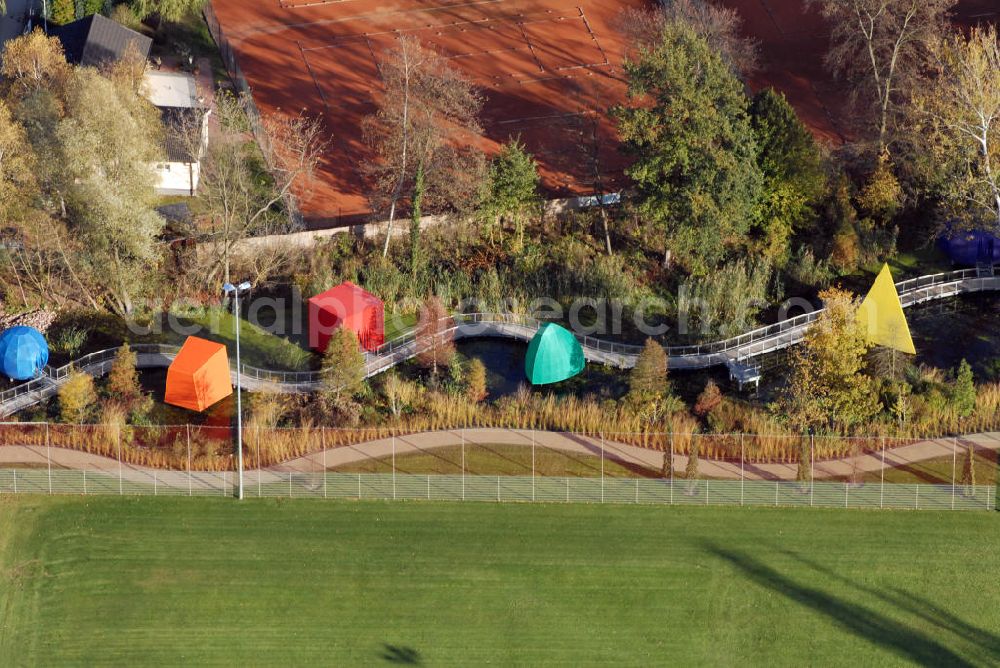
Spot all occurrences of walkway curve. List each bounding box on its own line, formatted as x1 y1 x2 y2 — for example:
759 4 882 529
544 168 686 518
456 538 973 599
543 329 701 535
0 430 997 489
1 268 997 417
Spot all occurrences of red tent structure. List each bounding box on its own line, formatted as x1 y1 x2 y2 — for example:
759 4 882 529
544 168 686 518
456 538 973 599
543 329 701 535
164 336 233 412
308 281 385 352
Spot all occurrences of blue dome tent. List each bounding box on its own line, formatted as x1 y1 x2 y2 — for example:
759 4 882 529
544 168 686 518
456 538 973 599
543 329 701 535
0 326 49 380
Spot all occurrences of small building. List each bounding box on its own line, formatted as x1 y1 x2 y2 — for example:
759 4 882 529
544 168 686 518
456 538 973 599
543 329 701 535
51 14 151 68
309 282 385 353
144 71 210 196
164 336 232 412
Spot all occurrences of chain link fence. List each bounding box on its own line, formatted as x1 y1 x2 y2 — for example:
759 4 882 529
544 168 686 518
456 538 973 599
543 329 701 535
0 423 996 510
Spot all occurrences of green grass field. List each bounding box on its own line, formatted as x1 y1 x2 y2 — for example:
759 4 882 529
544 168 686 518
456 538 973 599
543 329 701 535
1 497 999 665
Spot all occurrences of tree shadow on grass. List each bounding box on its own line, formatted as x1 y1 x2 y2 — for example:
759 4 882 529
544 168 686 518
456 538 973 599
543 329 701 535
380 644 421 665
777 549 1000 664
703 541 976 666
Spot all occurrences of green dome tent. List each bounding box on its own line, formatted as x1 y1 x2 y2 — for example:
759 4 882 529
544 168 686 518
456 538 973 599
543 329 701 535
525 323 585 385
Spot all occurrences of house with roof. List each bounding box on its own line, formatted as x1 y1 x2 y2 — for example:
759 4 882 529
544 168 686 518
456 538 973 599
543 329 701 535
144 70 210 196
50 13 151 67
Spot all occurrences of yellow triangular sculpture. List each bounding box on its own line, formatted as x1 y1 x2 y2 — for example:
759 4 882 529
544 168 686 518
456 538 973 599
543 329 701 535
857 264 916 354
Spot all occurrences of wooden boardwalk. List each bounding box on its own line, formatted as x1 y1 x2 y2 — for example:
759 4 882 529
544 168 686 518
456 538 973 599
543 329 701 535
1 268 997 416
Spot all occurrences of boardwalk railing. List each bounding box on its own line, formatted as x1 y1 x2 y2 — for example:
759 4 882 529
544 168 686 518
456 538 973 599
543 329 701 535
2 268 998 415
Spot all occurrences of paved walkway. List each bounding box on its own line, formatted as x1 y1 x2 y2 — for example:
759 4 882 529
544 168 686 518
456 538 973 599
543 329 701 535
1 430 996 491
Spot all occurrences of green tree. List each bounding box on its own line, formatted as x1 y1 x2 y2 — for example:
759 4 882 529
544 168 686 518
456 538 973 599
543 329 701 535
59 370 97 423
129 0 207 22
613 21 763 273
779 288 877 431
749 88 826 265
49 0 76 24
478 138 542 247
322 328 366 399
951 359 976 419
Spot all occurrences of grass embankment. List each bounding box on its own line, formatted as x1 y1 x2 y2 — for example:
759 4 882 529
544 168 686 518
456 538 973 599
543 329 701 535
1 497 999 665
332 444 657 477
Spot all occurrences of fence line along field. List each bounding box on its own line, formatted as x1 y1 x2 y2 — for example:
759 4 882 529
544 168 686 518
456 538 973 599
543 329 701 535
207 0 645 225
2 496 999 664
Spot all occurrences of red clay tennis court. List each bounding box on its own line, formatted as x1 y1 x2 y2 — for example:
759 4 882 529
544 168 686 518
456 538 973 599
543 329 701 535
208 0 648 226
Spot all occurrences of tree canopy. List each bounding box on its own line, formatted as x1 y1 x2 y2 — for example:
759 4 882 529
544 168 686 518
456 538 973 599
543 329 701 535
613 21 763 274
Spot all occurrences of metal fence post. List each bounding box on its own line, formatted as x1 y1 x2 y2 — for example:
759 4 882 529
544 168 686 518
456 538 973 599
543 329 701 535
774 479 778 506
392 435 396 500
323 428 328 500
951 436 957 510
461 429 466 501
257 427 262 498
880 437 885 509
600 432 605 504
358 471 361 499
915 484 919 509
844 481 848 508
565 476 569 503
497 475 500 502
740 433 745 507
46 422 51 494
12 469 16 494
187 424 192 497
117 423 123 496
83 469 87 495
810 431 815 507
154 468 157 496
531 429 536 502
288 470 292 498
669 432 674 505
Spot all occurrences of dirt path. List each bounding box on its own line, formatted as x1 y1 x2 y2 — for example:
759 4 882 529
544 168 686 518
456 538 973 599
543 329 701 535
0 431 997 491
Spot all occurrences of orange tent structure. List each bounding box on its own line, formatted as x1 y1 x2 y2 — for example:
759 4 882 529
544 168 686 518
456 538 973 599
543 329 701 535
308 281 385 352
164 336 233 411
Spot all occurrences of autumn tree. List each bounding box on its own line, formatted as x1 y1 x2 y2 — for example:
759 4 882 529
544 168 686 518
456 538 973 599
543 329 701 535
627 339 674 423
913 26 1000 231
0 100 37 222
188 92 326 284
478 139 542 248
363 35 485 257
779 288 877 431
961 442 976 494
613 21 763 273
322 327 366 399
466 358 488 403
58 67 165 314
693 380 723 421
414 296 455 377
808 0 955 151
59 371 97 423
617 0 759 76
0 29 71 96
107 343 143 404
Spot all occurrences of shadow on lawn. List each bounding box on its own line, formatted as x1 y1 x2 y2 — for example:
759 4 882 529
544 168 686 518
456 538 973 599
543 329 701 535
778 549 1000 665
704 542 982 666
380 643 422 665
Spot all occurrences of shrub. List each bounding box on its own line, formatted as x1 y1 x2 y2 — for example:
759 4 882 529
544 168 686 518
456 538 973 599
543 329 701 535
107 344 142 404
59 371 97 423
466 359 488 403
52 326 88 358
322 328 365 398
694 380 722 419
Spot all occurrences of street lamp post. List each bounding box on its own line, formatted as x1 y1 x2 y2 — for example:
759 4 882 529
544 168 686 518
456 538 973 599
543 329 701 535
223 281 252 500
